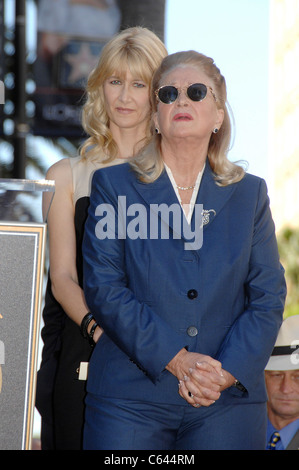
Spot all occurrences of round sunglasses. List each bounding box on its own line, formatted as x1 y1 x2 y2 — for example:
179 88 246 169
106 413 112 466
155 83 217 104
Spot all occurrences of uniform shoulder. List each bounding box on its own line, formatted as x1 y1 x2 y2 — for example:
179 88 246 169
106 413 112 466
243 172 264 183
239 171 266 191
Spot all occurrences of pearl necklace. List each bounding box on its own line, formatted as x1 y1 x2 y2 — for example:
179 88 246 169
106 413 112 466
176 184 196 191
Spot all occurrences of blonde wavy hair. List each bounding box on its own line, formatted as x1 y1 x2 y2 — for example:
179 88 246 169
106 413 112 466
79 27 167 162
131 50 246 186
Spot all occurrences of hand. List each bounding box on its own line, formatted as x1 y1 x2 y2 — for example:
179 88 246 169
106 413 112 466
179 360 227 407
166 349 226 407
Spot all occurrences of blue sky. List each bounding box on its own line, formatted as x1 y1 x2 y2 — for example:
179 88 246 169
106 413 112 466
165 0 270 180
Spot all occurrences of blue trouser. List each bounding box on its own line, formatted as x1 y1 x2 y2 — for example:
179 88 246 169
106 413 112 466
83 393 267 450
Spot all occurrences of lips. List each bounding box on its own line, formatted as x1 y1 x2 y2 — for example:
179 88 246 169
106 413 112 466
173 113 193 121
277 398 297 403
116 107 134 114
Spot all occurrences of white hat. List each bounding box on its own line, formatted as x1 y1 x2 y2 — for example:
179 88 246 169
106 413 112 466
265 315 299 371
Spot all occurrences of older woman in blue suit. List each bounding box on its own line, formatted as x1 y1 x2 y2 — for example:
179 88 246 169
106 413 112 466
82 50 286 450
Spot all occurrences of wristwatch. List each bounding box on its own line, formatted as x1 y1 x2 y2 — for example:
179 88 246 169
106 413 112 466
233 379 247 392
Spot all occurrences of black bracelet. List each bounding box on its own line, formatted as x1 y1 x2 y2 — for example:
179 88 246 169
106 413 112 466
80 312 94 338
88 322 98 347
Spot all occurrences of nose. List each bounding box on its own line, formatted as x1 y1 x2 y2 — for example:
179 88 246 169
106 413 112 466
280 374 294 394
176 89 188 106
118 84 131 103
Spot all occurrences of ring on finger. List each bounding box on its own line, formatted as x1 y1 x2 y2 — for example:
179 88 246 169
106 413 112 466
188 391 194 398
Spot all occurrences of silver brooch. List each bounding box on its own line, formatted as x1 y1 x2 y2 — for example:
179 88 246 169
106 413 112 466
202 209 216 226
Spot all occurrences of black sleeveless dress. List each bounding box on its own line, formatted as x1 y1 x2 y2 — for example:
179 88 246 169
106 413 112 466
35 156 124 449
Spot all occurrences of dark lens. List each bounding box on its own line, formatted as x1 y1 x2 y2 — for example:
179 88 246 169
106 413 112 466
158 86 178 104
187 83 207 102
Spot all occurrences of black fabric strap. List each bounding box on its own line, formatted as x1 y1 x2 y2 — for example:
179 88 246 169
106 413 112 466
272 345 297 356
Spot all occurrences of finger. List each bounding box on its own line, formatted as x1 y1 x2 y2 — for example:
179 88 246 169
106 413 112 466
186 372 222 402
189 370 221 391
196 359 223 376
195 361 221 375
197 384 221 401
178 379 187 399
193 397 215 408
189 366 224 390
188 389 216 408
182 375 221 406
195 363 226 385
178 377 194 403
204 358 223 376
180 380 218 408
186 378 219 401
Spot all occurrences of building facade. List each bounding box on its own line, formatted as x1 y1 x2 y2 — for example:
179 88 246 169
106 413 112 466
268 0 299 231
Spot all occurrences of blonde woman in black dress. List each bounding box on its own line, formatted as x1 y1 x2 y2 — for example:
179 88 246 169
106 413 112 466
35 27 167 450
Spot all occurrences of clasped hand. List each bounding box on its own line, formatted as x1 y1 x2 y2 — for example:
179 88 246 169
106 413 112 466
167 349 232 408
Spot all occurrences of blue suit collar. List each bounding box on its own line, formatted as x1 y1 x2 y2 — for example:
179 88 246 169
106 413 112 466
132 158 237 241
196 159 237 229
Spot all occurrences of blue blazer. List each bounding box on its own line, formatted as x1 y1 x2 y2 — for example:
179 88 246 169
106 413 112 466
82 160 286 406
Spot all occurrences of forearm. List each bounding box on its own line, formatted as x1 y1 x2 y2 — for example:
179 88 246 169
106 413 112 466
51 273 103 342
219 368 236 391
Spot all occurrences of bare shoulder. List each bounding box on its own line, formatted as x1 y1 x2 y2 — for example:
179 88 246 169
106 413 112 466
45 157 72 184
43 158 74 219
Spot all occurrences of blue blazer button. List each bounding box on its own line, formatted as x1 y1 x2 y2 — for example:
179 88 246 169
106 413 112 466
187 289 198 299
187 326 198 337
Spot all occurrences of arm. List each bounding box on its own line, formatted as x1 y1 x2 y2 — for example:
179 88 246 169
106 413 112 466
216 179 286 393
44 158 102 343
83 169 225 402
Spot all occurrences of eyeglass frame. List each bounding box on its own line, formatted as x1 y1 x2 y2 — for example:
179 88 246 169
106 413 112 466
154 83 218 104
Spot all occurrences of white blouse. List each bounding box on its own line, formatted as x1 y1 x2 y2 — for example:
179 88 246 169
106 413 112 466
164 162 205 224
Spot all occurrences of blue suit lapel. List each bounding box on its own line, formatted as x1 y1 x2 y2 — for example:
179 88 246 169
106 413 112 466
132 159 238 243
194 160 237 231
132 168 186 240
132 167 177 208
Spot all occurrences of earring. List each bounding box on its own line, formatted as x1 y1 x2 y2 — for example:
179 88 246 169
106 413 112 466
213 128 219 134
155 128 160 134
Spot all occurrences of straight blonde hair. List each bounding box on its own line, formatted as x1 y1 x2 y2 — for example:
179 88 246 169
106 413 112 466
80 27 167 162
131 50 246 186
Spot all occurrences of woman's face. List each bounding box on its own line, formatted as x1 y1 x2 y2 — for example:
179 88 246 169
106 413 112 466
154 66 224 143
103 69 151 133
